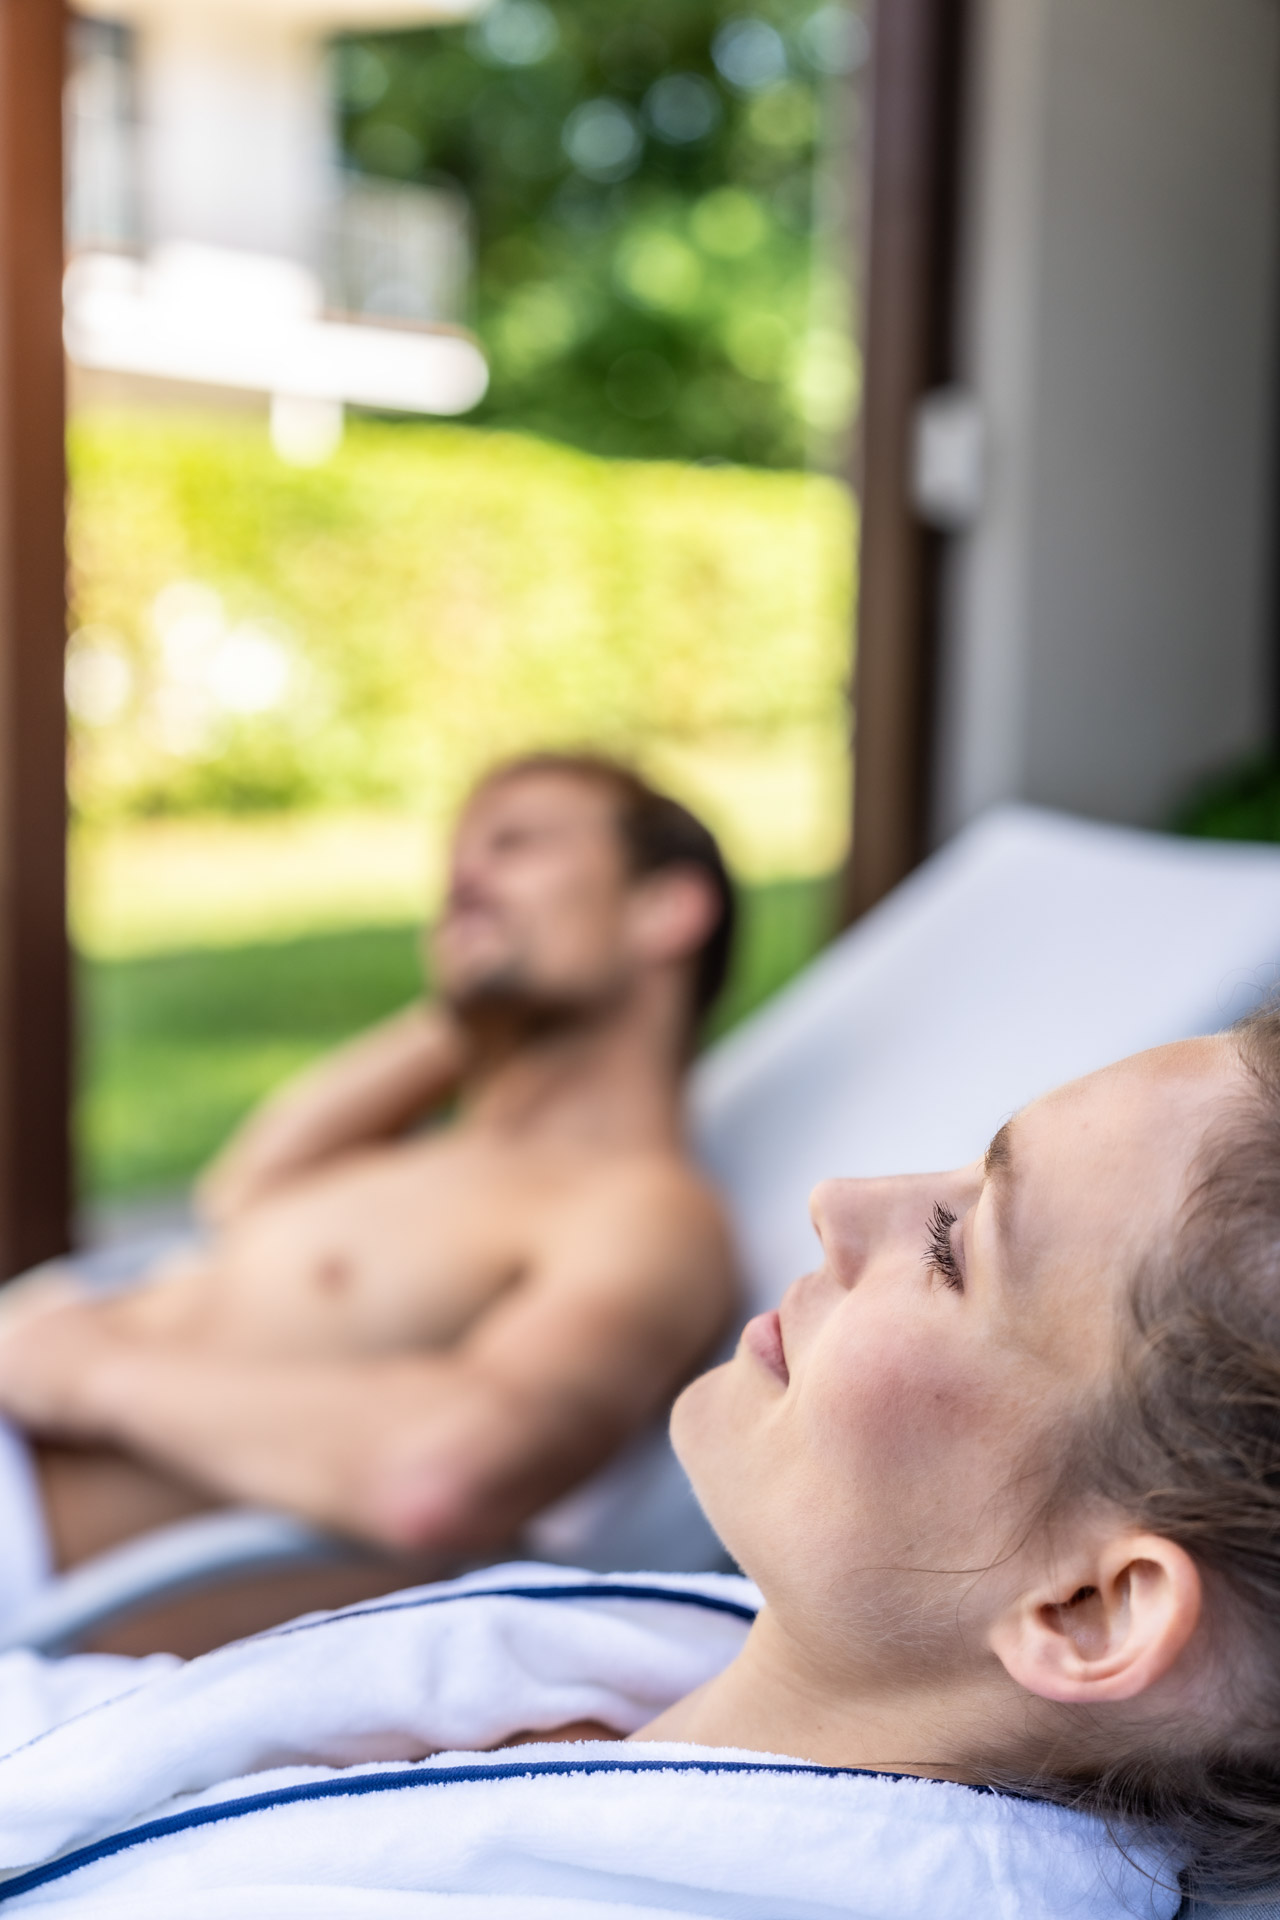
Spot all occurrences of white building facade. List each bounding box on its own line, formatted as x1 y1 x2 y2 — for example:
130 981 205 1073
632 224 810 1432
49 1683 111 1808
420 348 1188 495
66 0 489 448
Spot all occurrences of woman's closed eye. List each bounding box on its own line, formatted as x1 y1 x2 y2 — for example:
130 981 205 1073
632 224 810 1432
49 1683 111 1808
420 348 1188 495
924 1202 963 1291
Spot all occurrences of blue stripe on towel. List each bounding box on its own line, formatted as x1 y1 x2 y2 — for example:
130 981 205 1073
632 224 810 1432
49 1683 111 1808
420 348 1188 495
0 1755 991 1906
260 1579 761 1641
0 1582 759 1771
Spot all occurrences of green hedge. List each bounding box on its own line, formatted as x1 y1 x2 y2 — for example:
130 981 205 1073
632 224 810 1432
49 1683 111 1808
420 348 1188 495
68 412 854 831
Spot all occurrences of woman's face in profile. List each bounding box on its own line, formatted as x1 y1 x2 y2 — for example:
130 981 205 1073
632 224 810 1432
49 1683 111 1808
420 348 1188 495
673 1035 1242 1671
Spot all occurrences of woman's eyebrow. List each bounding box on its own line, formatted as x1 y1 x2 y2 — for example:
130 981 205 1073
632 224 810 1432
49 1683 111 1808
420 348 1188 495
984 1122 1017 1228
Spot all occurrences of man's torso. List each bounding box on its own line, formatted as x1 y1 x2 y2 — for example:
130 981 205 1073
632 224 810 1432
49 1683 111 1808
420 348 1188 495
32 1114 732 1611
110 1128 670 1360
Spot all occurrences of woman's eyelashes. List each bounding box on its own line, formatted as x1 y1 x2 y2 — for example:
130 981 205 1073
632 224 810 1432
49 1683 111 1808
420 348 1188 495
923 1202 963 1291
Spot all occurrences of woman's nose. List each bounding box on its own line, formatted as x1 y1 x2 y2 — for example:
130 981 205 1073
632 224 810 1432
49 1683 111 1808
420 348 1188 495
808 1178 842 1240
809 1173 935 1288
808 1177 874 1287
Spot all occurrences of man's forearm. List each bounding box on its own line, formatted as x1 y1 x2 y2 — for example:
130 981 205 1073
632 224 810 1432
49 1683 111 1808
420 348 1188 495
68 1337 474 1548
197 1004 469 1225
26 1320 566 1555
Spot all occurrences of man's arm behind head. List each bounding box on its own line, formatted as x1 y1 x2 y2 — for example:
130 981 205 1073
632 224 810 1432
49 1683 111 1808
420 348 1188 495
195 1002 470 1229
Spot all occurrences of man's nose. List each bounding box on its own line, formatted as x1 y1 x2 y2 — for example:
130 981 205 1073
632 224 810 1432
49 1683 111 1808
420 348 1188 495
446 851 488 909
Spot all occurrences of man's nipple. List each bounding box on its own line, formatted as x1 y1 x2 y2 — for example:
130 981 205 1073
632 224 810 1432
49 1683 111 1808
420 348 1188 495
314 1255 352 1297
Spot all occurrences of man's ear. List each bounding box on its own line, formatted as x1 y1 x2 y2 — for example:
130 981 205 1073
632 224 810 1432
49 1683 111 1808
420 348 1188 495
628 866 719 965
989 1533 1202 1705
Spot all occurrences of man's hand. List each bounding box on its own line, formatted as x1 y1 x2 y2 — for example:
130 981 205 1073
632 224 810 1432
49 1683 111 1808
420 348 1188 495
0 1264 89 1335
0 1294 121 1436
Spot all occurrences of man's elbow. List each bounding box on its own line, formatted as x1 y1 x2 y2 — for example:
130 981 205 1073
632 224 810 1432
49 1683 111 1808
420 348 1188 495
343 1382 615 1556
352 1445 505 1556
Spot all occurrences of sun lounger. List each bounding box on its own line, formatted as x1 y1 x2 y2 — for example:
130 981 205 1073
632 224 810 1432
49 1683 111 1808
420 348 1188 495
7 802 1280 1654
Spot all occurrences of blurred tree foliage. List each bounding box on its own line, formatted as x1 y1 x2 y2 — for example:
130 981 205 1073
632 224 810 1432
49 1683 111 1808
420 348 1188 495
333 0 865 467
67 412 853 834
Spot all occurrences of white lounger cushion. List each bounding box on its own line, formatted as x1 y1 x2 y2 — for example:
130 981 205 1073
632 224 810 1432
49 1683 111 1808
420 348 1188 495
528 804 1280 1570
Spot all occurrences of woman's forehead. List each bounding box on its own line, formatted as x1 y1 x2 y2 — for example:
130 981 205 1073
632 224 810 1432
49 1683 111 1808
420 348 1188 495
1037 1036 1239 1127
1006 1037 1243 1252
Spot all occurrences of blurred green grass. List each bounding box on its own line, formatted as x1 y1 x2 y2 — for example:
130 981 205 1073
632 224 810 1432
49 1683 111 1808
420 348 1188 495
79 871 841 1201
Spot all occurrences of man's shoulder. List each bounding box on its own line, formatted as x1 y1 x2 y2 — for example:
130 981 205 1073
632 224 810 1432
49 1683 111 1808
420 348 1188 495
529 1151 737 1340
571 1146 726 1228
551 1150 734 1296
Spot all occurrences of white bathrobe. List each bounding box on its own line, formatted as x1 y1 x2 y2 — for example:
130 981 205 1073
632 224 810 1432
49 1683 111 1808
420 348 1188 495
0 1563 1180 1918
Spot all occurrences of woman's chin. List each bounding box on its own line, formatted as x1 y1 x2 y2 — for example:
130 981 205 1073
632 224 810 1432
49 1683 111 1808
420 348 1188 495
669 1360 735 1476
669 1358 755 1553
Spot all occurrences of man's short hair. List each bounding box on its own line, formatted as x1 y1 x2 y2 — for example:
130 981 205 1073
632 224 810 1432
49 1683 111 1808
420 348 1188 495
477 751 737 1025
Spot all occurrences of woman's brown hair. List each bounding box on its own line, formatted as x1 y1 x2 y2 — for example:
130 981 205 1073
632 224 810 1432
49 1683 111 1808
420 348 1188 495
1037 1007 1280 1903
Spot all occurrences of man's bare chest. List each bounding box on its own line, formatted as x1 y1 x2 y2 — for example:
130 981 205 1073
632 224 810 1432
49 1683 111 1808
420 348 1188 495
149 1138 574 1358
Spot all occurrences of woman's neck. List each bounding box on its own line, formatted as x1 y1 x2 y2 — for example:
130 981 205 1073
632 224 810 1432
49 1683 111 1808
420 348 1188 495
630 1607 1007 1782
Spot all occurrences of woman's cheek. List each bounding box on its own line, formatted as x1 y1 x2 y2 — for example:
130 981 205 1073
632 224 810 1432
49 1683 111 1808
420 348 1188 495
809 1326 992 1481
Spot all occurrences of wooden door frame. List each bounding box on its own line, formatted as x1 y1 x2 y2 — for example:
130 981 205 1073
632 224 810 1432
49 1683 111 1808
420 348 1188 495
845 0 970 921
0 0 72 1275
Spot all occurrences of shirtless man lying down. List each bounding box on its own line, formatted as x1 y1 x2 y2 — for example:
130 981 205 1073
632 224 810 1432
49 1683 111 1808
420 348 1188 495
0 754 737 1646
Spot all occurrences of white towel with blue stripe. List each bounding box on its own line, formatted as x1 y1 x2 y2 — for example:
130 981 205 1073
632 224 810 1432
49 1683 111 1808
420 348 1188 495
0 1562 1179 1918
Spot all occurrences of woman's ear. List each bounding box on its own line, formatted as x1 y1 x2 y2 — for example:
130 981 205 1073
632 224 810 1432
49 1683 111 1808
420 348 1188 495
989 1533 1202 1704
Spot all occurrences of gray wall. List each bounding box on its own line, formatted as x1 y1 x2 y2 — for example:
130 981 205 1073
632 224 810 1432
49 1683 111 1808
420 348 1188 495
933 0 1280 838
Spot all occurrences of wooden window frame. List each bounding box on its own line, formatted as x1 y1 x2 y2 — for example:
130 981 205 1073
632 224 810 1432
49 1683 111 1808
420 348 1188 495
845 0 969 921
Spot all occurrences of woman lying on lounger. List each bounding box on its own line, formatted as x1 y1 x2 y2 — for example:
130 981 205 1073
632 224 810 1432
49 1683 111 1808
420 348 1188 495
0 1018 1278 1916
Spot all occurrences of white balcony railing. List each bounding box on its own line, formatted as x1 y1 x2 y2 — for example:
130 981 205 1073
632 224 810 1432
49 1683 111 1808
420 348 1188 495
325 174 471 327
66 17 141 255
66 22 471 331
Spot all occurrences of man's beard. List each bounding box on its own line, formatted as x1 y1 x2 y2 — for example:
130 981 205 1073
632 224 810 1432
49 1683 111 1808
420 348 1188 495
441 964 613 1044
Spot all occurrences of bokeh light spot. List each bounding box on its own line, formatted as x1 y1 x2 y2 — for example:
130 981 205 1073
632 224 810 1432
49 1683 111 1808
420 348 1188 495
562 98 643 181
712 19 789 93
644 73 722 146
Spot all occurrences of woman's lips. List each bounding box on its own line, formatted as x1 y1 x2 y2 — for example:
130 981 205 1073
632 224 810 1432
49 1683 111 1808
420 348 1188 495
741 1309 789 1386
